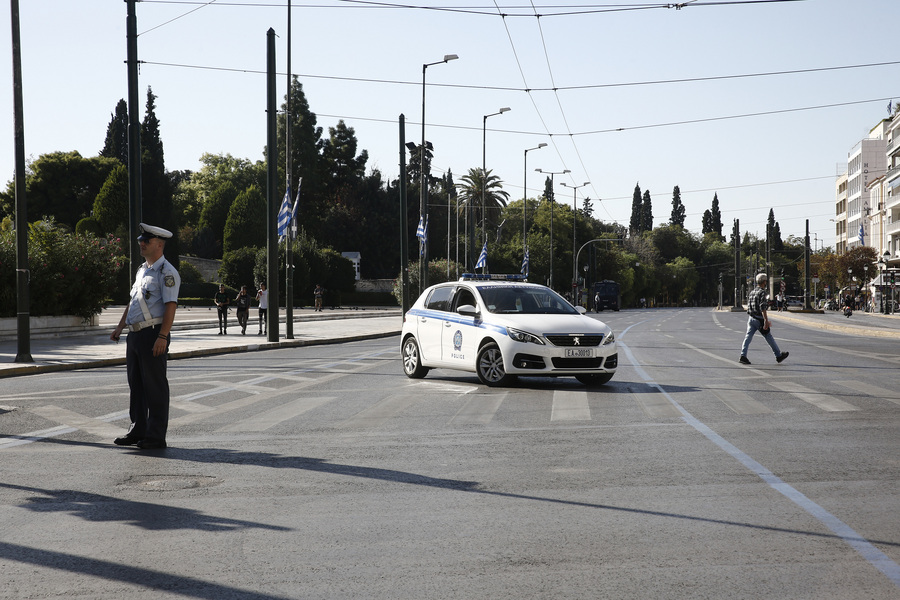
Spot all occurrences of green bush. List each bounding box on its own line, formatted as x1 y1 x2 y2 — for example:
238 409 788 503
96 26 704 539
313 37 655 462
392 258 463 306
0 220 126 320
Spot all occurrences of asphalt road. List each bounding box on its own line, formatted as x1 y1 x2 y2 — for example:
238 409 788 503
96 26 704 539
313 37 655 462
1 308 898 599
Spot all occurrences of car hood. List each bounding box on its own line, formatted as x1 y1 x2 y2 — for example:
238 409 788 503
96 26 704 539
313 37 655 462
489 313 612 336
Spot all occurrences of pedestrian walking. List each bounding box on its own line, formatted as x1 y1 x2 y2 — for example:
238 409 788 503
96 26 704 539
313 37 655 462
110 223 181 450
215 284 230 334
256 282 268 335
739 273 789 365
235 285 251 335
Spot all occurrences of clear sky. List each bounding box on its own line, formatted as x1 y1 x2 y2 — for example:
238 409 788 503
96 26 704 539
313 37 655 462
2 0 898 248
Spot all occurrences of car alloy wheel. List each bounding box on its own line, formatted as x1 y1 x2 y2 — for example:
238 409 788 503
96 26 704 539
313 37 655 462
402 336 429 378
476 342 515 387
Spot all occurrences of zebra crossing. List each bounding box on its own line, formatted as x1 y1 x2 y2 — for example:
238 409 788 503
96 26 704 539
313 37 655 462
2 370 896 449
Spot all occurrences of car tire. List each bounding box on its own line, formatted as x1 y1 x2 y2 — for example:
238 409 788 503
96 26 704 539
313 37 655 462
401 336 429 379
476 342 516 387
576 373 613 386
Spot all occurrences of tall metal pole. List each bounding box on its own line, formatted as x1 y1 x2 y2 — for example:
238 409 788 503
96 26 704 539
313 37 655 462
420 54 458 287
536 168 569 290
522 143 546 262
804 219 812 310
284 1 294 338
399 115 410 314
266 28 279 342
10 0 32 362
480 108 509 274
562 181 589 302
126 0 142 277
732 218 743 310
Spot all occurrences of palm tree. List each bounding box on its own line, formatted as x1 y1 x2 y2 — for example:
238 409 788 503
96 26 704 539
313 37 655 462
456 168 510 239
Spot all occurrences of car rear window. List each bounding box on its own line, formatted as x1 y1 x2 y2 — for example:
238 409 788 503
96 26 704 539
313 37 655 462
425 286 455 312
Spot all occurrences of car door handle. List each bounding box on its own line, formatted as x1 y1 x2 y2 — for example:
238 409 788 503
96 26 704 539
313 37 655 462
444 321 452 327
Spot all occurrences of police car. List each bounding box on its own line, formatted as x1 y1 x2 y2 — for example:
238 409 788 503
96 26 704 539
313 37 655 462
401 274 617 387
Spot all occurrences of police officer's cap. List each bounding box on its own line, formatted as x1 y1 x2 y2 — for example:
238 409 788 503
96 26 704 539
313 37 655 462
137 223 173 241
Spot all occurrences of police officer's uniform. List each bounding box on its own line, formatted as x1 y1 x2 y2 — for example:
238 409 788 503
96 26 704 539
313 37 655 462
123 224 180 446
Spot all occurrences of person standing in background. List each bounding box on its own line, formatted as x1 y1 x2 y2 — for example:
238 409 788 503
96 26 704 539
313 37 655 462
235 285 251 335
256 282 268 335
215 284 230 334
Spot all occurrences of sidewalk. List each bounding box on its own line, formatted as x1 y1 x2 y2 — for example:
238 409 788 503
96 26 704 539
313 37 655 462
752 306 900 339
0 306 403 379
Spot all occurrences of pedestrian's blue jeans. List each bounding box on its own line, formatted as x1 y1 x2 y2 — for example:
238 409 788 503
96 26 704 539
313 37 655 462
741 315 782 358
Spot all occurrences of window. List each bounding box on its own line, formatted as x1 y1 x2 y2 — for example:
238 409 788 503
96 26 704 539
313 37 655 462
425 286 454 312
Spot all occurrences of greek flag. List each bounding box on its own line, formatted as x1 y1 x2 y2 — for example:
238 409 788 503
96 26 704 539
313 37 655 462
520 247 529 275
277 187 292 237
415 216 426 242
475 241 488 270
290 178 301 233
858 223 865 245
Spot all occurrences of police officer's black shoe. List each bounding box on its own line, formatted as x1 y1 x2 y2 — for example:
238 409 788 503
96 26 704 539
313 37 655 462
136 438 167 450
113 435 142 446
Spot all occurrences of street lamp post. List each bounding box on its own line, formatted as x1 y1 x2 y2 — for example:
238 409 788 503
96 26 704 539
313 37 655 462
535 168 569 289
420 53 458 288
522 143 547 266
561 181 589 304
476 107 510 273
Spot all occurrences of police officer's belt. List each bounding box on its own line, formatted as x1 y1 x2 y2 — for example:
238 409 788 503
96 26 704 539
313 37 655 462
129 317 163 332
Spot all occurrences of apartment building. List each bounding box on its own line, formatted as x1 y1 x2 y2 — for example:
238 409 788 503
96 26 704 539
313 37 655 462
841 120 888 253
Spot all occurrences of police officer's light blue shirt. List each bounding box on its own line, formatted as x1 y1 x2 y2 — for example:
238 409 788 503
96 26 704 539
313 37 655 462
126 257 181 325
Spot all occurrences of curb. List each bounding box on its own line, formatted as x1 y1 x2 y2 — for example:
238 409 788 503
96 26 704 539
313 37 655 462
0 329 401 379
768 311 900 339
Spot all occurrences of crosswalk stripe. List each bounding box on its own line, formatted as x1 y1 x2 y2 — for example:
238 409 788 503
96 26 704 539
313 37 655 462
338 395 421 429
768 381 859 412
451 393 505 425
217 397 335 432
710 386 773 415
551 391 592 421
628 388 681 418
29 405 122 439
832 380 900 407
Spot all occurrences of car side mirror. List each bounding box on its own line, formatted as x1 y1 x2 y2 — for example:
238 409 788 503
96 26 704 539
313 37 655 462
575 306 587 315
457 304 479 317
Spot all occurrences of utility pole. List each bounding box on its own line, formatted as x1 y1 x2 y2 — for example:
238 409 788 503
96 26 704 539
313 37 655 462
11 0 32 362
266 28 279 342
399 115 410 314
284 1 294 339
126 0 142 276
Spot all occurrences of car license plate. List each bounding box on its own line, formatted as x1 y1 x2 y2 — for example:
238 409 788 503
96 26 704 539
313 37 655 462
565 348 594 358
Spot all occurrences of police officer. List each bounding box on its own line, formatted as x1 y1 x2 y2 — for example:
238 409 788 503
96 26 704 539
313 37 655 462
110 223 181 450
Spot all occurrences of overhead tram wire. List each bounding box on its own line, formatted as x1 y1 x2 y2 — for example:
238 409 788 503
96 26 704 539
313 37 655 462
143 0 807 17
139 0 219 36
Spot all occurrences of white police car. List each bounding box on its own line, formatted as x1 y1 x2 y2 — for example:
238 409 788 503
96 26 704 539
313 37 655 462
401 274 617 387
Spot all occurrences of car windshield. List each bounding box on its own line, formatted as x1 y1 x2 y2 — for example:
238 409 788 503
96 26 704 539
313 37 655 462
478 286 578 315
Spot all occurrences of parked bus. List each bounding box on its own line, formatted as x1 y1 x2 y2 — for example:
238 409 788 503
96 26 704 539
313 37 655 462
592 280 621 311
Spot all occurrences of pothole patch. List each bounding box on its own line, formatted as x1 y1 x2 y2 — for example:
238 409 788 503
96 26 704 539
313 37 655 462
121 474 222 492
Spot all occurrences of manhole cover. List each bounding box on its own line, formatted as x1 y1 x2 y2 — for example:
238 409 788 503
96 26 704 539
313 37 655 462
122 474 221 492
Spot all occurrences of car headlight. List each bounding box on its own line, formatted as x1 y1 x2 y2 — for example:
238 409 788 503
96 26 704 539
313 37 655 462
602 331 616 345
507 328 545 345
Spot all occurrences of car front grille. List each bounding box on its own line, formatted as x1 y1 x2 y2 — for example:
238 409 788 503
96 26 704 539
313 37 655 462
550 357 605 369
545 334 604 347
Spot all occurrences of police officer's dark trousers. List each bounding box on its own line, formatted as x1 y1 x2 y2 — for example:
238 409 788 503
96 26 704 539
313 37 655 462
125 326 170 441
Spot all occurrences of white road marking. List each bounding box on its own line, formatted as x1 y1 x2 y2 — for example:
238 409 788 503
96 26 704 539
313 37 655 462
832 380 900 407
451 393 505 425
338 395 421 429
551 390 592 421
218 397 336 432
768 380 859 412
710 386 773 415
29 405 122 439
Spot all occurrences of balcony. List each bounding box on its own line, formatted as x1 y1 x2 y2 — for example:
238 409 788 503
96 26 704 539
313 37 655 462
886 220 900 236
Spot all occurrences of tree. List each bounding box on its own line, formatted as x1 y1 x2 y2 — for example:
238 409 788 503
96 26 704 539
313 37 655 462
709 193 723 240
100 99 129 165
456 168 510 240
140 87 173 233
92 164 129 235
198 181 239 258
275 76 325 238
768 209 784 252
670 185 685 227
0 151 118 229
223 185 266 252
702 209 713 235
582 197 593 219
629 182 642 236
641 189 653 232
